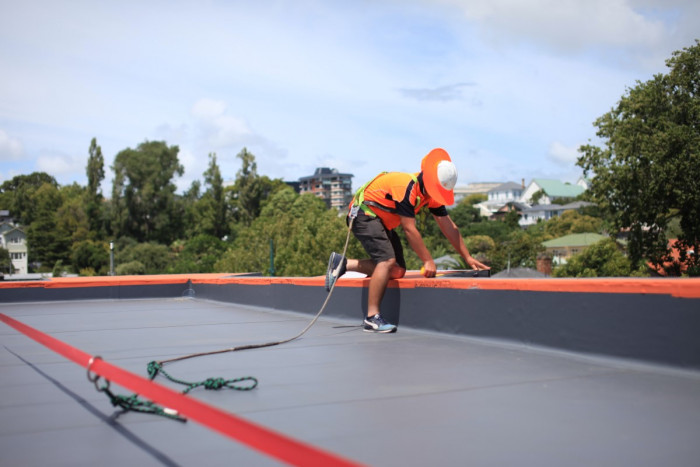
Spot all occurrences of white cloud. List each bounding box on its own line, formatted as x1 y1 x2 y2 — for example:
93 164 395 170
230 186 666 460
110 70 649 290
36 150 84 178
399 82 477 102
435 0 668 55
547 141 581 166
0 130 23 161
191 98 254 149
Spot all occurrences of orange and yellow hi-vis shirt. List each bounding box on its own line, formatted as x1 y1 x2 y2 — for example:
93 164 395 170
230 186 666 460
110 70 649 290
354 172 448 230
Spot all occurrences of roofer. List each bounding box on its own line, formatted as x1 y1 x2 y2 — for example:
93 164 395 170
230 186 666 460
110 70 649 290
325 148 490 333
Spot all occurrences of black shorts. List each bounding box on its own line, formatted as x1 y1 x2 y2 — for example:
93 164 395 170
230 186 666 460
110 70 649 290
349 210 406 268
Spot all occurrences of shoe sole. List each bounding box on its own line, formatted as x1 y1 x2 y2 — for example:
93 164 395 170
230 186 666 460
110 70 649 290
362 325 397 333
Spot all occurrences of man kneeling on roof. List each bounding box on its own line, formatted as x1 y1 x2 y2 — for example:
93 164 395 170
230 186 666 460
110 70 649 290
326 148 490 333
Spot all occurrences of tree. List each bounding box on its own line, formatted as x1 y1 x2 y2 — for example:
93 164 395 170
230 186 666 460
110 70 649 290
488 229 546 272
181 180 202 239
227 148 286 228
0 247 12 274
200 153 228 239
170 234 228 273
26 183 71 268
527 210 604 240
71 240 109 275
85 138 106 237
114 239 173 275
0 172 58 225
553 238 646 277
215 188 364 276
578 41 700 275
111 141 184 244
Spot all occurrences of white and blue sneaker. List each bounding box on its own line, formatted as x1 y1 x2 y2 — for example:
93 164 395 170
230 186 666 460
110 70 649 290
325 252 347 292
363 314 397 333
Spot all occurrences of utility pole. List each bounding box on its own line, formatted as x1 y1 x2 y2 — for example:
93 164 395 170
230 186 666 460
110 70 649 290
109 241 115 276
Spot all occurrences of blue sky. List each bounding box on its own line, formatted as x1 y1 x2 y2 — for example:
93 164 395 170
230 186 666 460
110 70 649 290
1 0 698 194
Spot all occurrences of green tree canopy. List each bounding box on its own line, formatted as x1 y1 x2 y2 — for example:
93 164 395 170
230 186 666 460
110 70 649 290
26 182 71 267
199 153 229 239
169 234 228 273
111 141 184 244
114 238 173 275
553 238 646 277
85 138 106 237
227 148 286 229
527 210 604 240
578 41 700 275
0 172 58 225
0 247 12 274
215 188 364 276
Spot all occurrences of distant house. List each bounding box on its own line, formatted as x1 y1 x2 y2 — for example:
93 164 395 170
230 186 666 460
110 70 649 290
648 239 696 276
521 179 585 205
452 182 502 205
542 233 607 265
0 221 28 275
490 201 529 221
576 177 592 190
519 204 565 227
475 181 526 216
489 181 525 203
0 210 12 223
519 201 595 227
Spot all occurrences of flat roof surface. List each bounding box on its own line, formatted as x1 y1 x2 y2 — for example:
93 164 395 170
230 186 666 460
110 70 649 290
2 296 700 466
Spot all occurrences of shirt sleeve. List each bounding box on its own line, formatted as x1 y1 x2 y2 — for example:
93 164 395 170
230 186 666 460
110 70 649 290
429 205 448 216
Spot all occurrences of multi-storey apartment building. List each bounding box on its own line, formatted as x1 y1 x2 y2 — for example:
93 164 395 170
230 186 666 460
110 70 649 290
299 168 353 211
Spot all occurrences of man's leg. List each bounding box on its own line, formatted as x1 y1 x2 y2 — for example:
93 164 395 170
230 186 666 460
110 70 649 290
366 258 395 318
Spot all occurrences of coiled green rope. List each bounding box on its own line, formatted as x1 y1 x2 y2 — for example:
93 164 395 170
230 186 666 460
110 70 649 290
146 360 258 394
94 220 354 422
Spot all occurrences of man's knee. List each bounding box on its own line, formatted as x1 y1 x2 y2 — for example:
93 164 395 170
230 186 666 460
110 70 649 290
389 265 406 279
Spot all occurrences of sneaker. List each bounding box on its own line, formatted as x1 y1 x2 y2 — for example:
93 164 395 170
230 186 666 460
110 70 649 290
363 314 397 333
325 252 347 291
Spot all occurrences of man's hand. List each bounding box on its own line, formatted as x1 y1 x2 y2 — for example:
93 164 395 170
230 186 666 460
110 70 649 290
421 260 437 277
465 255 490 270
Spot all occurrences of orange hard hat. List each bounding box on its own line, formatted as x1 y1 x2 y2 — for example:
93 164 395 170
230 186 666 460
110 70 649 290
421 148 457 206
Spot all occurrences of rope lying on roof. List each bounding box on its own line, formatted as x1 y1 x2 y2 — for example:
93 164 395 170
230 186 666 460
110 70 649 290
135 218 357 419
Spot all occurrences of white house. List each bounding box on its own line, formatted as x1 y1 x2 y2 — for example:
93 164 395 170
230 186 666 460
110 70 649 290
452 182 502 205
519 201 596 227
475 181 526 216
488 181 525 203
519 204 564 227
520 179 585 205
0 221 28 275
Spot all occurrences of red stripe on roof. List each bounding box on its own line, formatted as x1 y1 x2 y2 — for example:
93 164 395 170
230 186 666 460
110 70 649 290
0 313 365 467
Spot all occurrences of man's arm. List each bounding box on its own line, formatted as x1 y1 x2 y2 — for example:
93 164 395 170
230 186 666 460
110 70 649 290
434 214 490 270
399 215 437 277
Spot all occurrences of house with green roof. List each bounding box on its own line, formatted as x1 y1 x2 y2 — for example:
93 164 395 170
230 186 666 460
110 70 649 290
521 179 585 205
542 233 607 265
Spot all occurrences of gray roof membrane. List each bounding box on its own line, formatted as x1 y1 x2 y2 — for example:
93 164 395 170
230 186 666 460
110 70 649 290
2 296 700 467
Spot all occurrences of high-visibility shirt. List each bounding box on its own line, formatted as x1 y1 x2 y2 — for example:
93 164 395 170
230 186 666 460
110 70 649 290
356 172 448 230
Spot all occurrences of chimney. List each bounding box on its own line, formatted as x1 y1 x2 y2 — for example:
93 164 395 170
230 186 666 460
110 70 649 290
536 253 552 276
521 178 525 189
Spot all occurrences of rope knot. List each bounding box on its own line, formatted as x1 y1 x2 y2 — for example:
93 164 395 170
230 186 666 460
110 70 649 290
202 377 227 390
146 361 162 380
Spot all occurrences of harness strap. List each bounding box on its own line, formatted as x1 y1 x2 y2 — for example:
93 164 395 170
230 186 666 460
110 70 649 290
351 172 387 218
351 172 421 218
